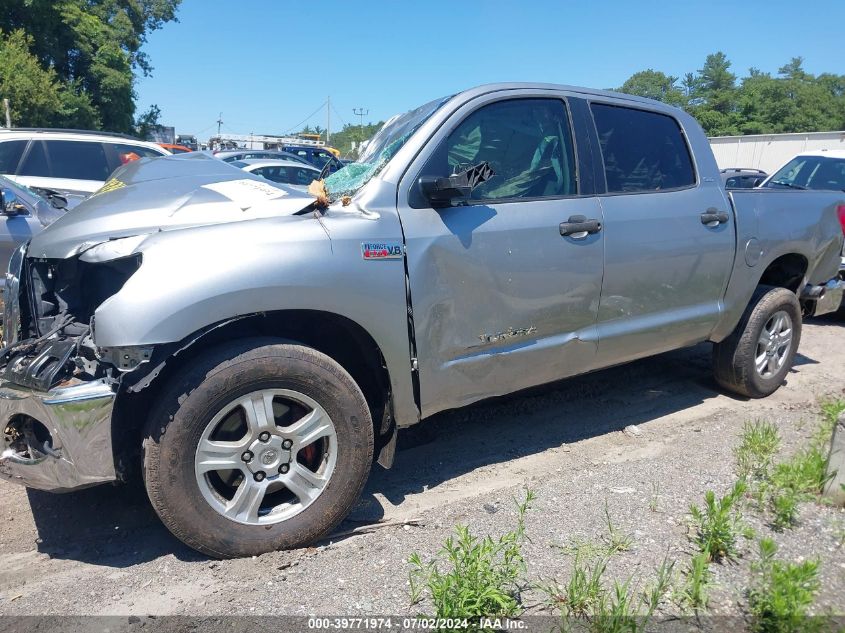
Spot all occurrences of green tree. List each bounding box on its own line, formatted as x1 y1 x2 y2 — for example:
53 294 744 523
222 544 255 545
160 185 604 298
619 70 686 106
618 51 845 137
134 103 161 140
1 0 181 132
0 29 99 128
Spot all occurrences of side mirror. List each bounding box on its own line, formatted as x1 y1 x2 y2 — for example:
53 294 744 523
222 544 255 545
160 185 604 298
419 161 495 208
0 188 23 216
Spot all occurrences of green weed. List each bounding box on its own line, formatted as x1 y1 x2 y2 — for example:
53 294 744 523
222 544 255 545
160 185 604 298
689 480 748 561
408 489 535 621
748 539 821 633
677 553 711 612
649 482 660 513
543 555 673 633
601 500 633 554
736 421 781 482
736 402 839 530
820 398 845 428
767 439 833 530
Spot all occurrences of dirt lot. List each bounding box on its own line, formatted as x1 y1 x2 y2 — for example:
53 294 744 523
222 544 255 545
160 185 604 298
0 315 843 621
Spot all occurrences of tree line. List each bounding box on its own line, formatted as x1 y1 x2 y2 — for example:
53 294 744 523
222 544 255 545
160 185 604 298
617 52 845 136
0 0 181 134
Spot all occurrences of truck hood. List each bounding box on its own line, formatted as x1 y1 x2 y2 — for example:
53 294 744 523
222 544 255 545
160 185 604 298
27 153 317 259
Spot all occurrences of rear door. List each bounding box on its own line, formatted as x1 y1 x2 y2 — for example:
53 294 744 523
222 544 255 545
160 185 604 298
588 102 735 366
397 93 605 417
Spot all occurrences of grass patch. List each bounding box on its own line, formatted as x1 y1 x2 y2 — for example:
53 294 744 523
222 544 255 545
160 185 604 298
648 482 660 513
735 421 781 482
689 480 748 562
748 538 821 633
735 402 841 530
556 500 633 560
820 398 845 427
601 500 633 554
408 490 535 621
676 553 711 613
542 555 674 632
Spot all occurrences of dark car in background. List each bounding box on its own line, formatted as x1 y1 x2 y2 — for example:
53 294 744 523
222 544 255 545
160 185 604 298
213 149 312 165
281 144 343 173
721 168 768 189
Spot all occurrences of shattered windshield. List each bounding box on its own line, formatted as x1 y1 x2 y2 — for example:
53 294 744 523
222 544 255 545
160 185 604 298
324 95 451 200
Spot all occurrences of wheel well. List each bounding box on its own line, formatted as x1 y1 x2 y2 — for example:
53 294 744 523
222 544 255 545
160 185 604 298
758 253 807 292
112 311 392 480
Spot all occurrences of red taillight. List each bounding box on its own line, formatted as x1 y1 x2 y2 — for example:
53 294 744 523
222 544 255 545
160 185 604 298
838 204 845 236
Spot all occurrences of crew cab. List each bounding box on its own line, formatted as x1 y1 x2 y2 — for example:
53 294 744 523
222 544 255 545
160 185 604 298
0 84 843 558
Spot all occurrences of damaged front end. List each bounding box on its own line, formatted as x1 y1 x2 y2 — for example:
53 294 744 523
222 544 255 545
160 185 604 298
0 242 144 492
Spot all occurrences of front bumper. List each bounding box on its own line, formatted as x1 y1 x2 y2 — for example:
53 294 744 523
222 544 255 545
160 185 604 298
0 379 117 492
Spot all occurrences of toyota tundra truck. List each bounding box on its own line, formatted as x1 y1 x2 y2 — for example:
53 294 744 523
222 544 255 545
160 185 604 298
1 83 843 558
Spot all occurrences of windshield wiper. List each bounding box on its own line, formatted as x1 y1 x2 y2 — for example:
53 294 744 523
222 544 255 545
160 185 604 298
769 180 807 190
33 187 69 209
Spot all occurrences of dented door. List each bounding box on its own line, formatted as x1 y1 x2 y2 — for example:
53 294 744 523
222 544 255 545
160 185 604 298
396 95 604 418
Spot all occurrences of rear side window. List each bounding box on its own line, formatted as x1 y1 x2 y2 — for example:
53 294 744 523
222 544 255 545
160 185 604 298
45 140 111 180
591 104 695 193
18 141 50 177
0 140 27 174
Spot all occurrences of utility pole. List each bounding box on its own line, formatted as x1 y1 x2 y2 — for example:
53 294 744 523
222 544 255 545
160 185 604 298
353 107 369 149
3 99 10 128
326 96 331 145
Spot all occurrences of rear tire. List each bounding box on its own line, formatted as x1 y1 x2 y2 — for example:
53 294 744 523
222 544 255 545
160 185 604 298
142 338 373 558
713 286 802 398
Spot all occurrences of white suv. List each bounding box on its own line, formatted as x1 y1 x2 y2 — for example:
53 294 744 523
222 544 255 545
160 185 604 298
0 128 170 196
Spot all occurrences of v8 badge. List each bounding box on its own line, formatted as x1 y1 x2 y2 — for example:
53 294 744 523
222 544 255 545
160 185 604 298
361 241 403 260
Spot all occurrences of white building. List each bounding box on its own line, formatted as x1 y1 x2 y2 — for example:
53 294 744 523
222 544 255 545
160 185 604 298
709 130 845 173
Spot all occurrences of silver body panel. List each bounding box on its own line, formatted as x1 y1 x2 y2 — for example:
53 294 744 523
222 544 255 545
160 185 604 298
2 83 844 491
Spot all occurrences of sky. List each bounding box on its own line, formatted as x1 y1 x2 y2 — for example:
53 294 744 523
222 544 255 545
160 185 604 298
136 0 845 141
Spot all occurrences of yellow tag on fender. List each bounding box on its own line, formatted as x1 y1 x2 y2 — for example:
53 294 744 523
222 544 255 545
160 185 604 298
91 178 126 197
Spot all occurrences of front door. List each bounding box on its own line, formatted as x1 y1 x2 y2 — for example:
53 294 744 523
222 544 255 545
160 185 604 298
397 96 605 418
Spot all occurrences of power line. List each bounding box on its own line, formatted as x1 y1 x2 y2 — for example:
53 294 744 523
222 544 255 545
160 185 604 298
331 101 348 128
283 101 328 134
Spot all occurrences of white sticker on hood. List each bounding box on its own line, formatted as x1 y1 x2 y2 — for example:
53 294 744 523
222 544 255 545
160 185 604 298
201 179 288 208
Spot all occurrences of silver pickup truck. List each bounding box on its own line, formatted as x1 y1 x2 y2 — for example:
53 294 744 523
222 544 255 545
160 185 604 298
1 83 843 558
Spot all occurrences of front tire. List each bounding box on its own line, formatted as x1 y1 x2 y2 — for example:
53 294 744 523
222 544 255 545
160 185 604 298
142 339 374 558
713 286 802 398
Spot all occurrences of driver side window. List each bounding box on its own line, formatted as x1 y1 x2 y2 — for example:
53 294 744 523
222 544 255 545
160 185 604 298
445 98 577 201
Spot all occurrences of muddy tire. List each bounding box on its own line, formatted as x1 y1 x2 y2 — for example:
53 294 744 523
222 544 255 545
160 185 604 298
713 285 802 398
142 338 373 558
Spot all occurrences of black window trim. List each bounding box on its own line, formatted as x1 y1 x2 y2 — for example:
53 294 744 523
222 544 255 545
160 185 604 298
586 99 700 197
409 95 588 209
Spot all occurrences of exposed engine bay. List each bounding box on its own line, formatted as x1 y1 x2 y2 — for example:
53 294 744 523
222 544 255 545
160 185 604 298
0 253 142 391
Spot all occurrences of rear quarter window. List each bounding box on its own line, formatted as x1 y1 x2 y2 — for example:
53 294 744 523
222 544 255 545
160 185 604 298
591 103 696 193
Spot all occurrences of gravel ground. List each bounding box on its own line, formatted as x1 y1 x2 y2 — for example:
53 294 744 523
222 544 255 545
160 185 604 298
0 315 843 622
